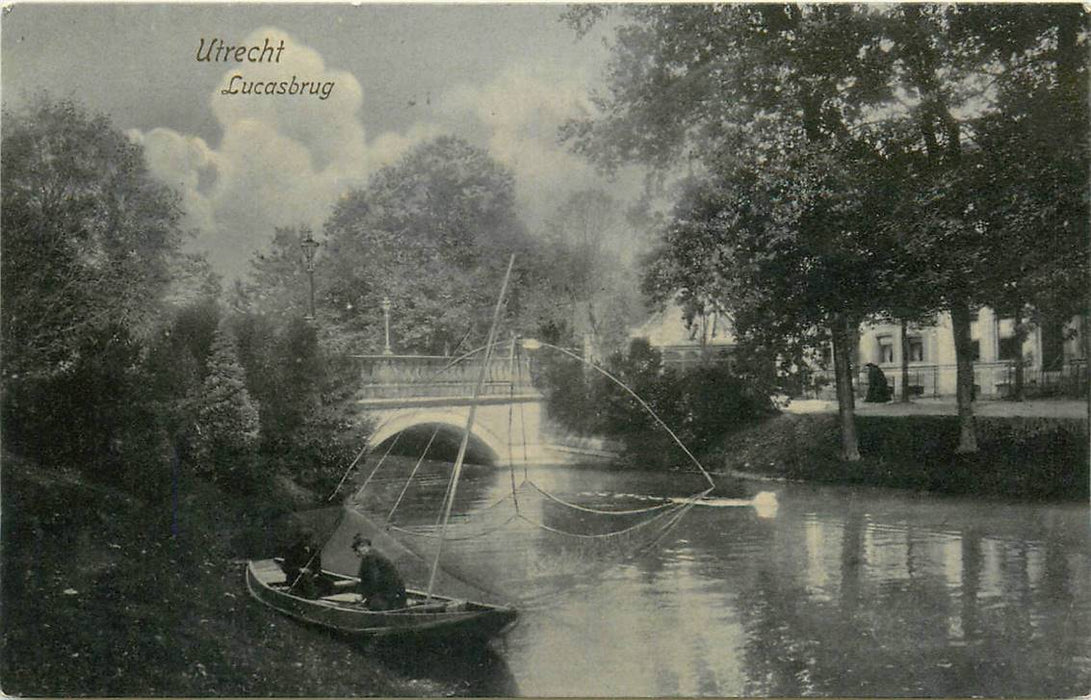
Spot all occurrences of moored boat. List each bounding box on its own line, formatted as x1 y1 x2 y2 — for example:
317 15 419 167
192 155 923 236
245 558 518 642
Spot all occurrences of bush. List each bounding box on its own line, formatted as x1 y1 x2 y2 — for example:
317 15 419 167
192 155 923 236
541 338 778 466
188 323 260 492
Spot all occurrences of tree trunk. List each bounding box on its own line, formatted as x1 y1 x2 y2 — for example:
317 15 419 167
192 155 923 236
900 318 912 403
1012 305 1026 402
949 299 978 453
831 316 861 462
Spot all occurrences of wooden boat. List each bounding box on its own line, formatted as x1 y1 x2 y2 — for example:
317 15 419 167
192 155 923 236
246 558 518 642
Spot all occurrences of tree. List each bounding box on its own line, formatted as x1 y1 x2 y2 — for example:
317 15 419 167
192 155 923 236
1 97 185 381
522 189 645 356
884 4 1089 450
322 136 533 356
564 5 906 460
568 4 1088 457
1 97 192 485
233 226 314 323
189 322 260 490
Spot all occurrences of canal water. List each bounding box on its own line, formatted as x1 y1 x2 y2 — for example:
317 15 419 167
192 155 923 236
353 462 1090 697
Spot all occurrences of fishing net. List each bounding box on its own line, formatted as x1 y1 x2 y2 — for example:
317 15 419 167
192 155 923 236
323 334 716 610
338 438 709 609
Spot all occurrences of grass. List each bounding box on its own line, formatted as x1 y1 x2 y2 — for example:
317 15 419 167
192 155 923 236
710 412 1089 500
0 454 497 697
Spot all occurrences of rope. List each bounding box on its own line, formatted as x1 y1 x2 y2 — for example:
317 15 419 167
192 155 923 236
525 479 677 516
507 375 520 514
388 513 521 542
518 345 530 481
351 429 403 502
326 441 369 502
514 499 689 540
385 426 440 524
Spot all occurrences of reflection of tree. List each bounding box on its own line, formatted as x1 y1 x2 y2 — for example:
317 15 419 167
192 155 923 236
959 529 982 648
839 510 865 620
736 569 820 696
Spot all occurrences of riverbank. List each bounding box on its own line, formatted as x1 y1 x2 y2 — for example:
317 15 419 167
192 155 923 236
0 455 481 697
709 411 1089 500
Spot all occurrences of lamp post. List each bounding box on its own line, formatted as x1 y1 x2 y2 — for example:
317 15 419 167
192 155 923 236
300 228 320 323
381 296 393 355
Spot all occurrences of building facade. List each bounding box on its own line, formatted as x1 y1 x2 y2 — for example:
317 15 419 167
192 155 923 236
834 309 1086 400
633 303 1086 400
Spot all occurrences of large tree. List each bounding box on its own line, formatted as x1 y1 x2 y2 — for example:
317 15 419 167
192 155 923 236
1 97 190 476
321 136 532 356
883 4 1089 449
566 4 1088 457
1 98 185 381
564 5 907 460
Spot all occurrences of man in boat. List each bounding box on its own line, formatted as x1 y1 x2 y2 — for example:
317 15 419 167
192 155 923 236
351 534 407 610
282 527 333 599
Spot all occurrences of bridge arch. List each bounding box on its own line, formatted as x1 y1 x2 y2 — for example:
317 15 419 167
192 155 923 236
367 409 509 466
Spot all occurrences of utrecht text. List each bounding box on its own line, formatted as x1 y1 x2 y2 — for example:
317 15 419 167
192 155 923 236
196 37 286 63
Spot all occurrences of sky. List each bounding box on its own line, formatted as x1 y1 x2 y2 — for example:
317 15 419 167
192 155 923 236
2 3 647 281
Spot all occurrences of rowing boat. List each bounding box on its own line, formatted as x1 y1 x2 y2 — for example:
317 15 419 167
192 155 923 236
245 558 518 642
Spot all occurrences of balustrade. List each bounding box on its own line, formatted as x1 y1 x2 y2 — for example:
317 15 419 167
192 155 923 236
352 354 538 400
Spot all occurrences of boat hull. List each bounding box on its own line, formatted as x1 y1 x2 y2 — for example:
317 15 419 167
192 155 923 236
245 559 518 643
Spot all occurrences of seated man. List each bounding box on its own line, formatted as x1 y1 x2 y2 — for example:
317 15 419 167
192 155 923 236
351 534 407 610
282 527 333 599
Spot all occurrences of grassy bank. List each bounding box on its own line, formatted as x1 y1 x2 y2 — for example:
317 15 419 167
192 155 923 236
0 455 498 697
710 412 1089 500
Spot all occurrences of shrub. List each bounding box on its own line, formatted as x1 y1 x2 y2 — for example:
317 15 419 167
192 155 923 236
541 338 778 466
188 323 260 492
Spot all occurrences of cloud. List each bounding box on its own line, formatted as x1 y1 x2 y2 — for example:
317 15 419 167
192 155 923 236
132 31 649 282
441 64 648 237
133 27 439 281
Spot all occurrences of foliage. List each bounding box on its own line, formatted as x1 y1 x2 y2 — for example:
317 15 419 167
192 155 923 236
564 4 1090 457
231 312 366 493
322 136 533 356
189 323 260 491
521 190 647 356
718 412 1088 501
540 338 777 465
1 97 185 382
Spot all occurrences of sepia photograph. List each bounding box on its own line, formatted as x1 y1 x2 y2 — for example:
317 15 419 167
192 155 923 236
1 3 1088 697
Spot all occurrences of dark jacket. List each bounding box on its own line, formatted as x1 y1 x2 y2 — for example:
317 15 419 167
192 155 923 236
282 538 332 598
356 549 407 610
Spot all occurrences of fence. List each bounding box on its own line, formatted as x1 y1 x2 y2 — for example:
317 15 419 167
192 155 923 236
805 360 1087 401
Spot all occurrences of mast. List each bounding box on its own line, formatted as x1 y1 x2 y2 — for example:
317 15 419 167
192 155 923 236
426 254 516 599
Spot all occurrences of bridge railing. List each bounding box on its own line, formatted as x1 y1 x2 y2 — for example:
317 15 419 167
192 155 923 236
351 354 538 400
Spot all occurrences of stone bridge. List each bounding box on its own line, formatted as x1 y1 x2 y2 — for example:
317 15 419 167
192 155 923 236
351 353 611 467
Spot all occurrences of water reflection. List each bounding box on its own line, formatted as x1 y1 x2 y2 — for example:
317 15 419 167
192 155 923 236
341 462 1089 696
496 473 1089 697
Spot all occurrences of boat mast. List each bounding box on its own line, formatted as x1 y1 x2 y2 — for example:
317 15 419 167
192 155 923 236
426 254 516 600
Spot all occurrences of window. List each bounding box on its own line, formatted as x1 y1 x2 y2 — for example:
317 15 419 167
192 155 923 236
877 335 894 364
908 336 925 362
970 339 981 362
998 335 1021 361
1042 318 1065 370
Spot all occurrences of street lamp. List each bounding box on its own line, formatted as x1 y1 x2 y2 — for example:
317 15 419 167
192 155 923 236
381 296 393 355
300 227 320 323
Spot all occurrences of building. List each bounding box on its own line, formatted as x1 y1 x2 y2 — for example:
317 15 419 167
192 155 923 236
629 303 737 371
633 302 1086 400
823 308 1087 400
